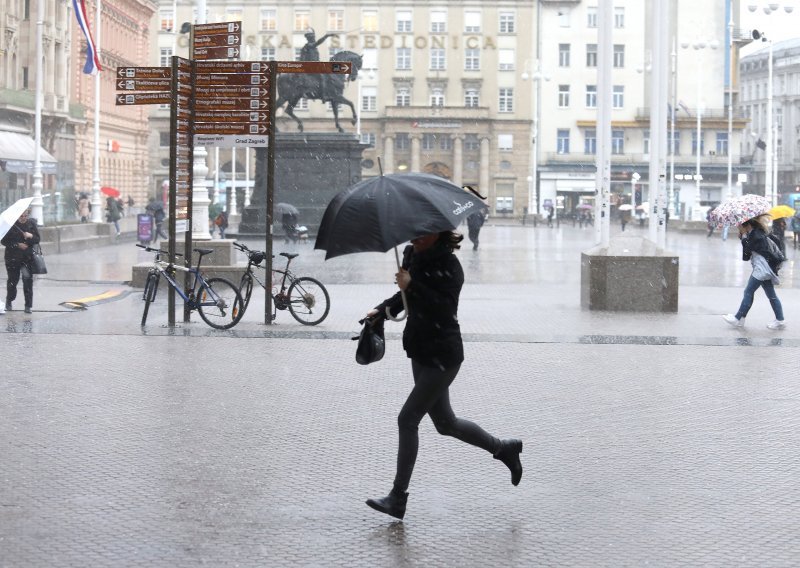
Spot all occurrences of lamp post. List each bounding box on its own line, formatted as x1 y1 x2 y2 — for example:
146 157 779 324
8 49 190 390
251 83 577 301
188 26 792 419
521 61 548 220
748 2 795 206
681 38 718 221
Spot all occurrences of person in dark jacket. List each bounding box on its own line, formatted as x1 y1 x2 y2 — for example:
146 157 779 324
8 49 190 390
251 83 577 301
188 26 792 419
723 214 786 330
466 210 486 250
364 230 523 520
770 217 787 256
106 196 122 236
1 208 40 313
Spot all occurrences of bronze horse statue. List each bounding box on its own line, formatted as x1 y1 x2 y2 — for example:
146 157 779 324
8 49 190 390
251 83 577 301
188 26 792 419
275 51 363 133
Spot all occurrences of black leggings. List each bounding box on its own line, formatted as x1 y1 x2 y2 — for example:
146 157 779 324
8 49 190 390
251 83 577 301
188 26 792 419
393 360 500 492
6 262 33 308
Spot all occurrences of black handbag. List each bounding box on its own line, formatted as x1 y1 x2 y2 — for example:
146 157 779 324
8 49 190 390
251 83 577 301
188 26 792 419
30 244 47 275
353 315 385 365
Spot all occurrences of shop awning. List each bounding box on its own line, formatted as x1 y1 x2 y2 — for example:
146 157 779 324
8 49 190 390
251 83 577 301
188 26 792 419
0 131 57 174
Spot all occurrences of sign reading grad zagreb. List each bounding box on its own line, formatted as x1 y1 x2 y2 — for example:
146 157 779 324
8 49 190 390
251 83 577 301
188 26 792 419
192 21 242 61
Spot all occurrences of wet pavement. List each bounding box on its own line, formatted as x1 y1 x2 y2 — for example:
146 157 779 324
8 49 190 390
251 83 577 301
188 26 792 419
1 222 799 567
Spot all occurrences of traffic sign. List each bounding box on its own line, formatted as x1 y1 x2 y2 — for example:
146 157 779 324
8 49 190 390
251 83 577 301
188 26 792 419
195 86 268 98
195 61 269 73
116 92 172 105
276 61 351 74
194 122 268 135
117 66 170 79
193 97 269 110
193 46 241 61
194 73 268 86
194 110 269 123
116 78 172 91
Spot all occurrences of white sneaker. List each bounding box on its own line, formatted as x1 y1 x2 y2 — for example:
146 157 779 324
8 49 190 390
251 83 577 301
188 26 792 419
723 314 745 328
767 319 786 330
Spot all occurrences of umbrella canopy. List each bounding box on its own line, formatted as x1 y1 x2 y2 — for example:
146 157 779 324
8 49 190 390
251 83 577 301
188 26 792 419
576 203 593 210
101 186 120 198
768 204 795 220
0 197 34 241
315 173 488 260
618 204 633 211
276 202 300 217
636 201 649 211
708 194 771 228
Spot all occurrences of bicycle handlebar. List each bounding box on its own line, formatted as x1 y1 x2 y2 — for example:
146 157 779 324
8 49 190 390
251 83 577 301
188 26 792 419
136 243 182 257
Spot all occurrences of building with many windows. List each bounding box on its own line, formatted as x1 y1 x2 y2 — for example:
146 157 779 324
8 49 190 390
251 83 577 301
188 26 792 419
149 0 749 221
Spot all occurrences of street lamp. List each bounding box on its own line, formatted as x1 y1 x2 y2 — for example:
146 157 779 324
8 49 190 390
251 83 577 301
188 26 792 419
681 38 718 220
521 61 549 219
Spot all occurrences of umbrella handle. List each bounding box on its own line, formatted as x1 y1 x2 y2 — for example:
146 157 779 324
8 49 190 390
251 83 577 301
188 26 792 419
386 246 408 322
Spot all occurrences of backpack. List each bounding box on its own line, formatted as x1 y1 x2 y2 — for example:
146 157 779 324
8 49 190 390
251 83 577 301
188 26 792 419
766 234 785 265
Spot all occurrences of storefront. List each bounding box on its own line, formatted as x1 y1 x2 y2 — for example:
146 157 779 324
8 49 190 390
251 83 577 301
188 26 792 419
0 130 57 210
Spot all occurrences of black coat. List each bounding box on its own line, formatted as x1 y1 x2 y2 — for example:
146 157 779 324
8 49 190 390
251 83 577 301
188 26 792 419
1 219 40 266
741 226 783 273
376 241 464 369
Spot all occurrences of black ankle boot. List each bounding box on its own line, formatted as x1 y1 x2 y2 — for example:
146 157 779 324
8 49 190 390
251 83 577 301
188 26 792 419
366 488 408 520
493 439 523 486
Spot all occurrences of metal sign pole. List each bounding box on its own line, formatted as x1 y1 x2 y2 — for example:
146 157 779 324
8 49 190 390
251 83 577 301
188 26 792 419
265 61 277 325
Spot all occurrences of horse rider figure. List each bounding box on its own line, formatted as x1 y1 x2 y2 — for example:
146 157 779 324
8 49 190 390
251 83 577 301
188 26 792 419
300 28 335 97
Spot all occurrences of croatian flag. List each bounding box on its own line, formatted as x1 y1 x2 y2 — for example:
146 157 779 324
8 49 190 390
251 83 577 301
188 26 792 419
73 0 102 75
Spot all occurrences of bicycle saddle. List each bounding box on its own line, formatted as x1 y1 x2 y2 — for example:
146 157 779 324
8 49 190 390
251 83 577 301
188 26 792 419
194 248 214 256
280 252 299 259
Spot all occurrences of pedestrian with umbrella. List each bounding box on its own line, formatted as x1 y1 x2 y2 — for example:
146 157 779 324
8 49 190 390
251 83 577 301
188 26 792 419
710 195 786 329
315 171 524 520
768 204 794 257
0 198 39 314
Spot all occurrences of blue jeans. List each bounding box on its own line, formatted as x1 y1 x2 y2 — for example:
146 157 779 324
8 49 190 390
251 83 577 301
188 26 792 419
735 276 784 320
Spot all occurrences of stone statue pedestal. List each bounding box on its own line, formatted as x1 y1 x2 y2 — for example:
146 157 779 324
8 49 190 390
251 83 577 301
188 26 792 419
237 132 369 237
581 236 679 312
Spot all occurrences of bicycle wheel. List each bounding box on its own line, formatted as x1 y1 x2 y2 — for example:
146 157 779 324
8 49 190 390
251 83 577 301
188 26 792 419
141 271 160 327
197 277 244 330
287 276 330 325
238 272 254 316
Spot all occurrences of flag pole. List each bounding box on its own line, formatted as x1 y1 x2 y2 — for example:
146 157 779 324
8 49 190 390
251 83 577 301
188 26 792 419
90 0 103 222
30 0 44 225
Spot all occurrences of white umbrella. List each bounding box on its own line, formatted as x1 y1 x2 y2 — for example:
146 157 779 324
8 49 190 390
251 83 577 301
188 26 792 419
618 204 633 211
0 197 34 241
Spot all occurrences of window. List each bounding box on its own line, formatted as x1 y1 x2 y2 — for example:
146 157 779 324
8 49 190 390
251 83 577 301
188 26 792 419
160 47 172 67
612 85 624 109
440 136 453 151
499 88 514 113
559 9 571 27
430 87 445 107
431 10 447 33
670 131 680 155
225 6 243 21
260 9 277 31
395 133 410 150
498 49 515 71
559 44 571 67
465 134 480 151
159 131 170 147
396 87 411 106
294 10 310 31
465 48 480 71
422 133 436 150
361 86 377 112
159 9 174 31
587 7 597 28
430 48 446 70
584 129 597 154
498 134 513 151
586 85 597 108
716 132 729 156
643 130 650 155
692 131 704 156
360 133 376 147
396 48 411 70
557 129 570 154
499 12 515 33
465 11 481 33
613 45 625 68
396 10 412 33
328 9 344 31
362 10 378 32
261 47 276 61
496 184 514 212
558 85 570 108
296 98 309 111
586 44 597 67
614 7 625 28
612 130 624 154
465 88 480 107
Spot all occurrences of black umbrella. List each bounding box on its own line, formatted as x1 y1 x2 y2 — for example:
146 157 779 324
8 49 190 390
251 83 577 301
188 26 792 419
276 202 300 217
315 172 488 320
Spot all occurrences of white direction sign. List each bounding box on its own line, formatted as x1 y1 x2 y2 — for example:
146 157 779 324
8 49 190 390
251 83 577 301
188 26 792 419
193 134 269 148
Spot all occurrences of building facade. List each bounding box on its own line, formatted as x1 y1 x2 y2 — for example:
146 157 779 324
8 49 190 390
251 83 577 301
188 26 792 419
739 38 800 208
149 0 748 221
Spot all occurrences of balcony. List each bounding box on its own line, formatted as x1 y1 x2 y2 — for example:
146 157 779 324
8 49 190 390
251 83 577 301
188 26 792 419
385 105 490 121
0 88 35 111
635 107 748 121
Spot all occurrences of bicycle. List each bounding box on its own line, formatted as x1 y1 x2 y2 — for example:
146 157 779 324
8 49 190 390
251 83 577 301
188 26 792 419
233 241 330 325
137 244 244 329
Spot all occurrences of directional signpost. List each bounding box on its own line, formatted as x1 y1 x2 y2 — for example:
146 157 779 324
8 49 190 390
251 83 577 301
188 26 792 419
192 22 242 62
